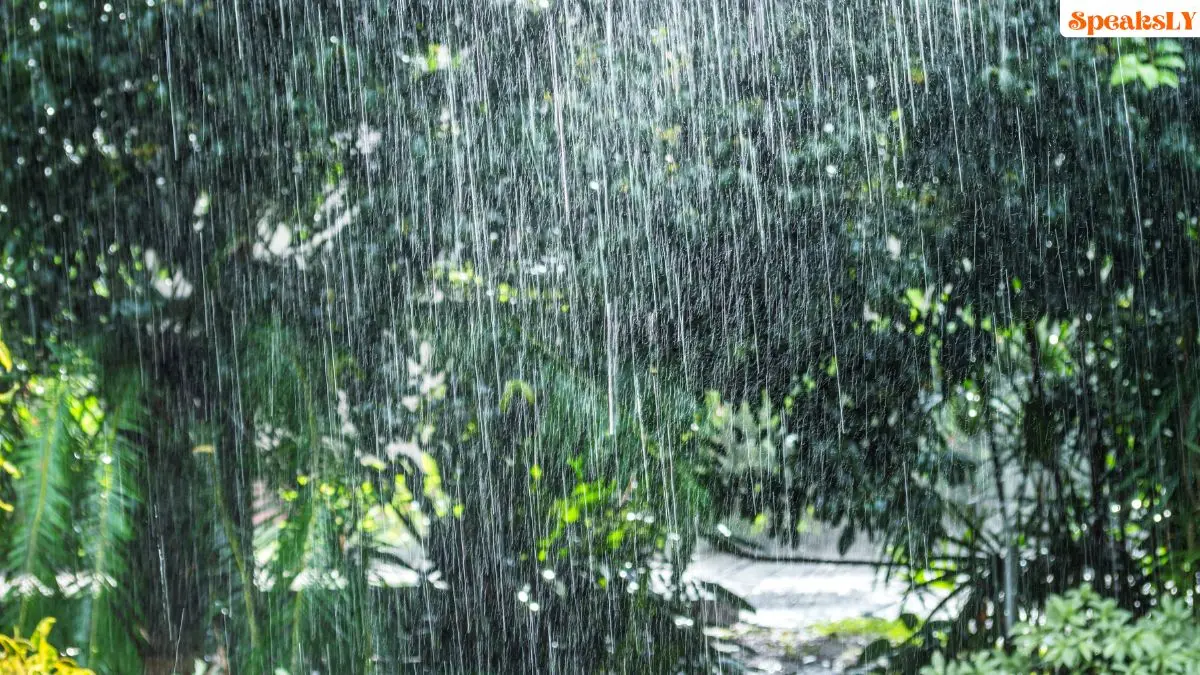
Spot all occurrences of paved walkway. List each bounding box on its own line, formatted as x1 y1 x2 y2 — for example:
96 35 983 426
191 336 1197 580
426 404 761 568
686 536 942 673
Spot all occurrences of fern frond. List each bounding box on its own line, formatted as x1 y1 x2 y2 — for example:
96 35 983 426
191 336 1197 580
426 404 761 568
3 385 78 630
282 505 316 673
74 388 144 673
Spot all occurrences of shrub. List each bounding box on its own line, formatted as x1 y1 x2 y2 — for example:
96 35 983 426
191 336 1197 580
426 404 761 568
0 618 93 674
922 585 1199 675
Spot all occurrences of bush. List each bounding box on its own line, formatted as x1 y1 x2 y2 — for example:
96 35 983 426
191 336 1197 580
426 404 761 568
0 618 93 674
923 585 1199 675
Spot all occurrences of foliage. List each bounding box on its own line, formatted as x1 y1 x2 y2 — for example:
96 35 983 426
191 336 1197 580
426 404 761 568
2 0 1200 671
691 5 1200 666
1109 39 1187 89
921 585 1200 675
0 618 93 675
0 0 738 668
0 356 143 674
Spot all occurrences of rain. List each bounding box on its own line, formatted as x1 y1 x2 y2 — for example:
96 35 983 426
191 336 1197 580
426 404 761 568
0 0 1197 673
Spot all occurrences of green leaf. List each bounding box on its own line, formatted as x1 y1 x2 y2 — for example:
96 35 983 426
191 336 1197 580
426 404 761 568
1153 54 1186 70
1111 55 1144 86
861 637 892 662
500 379 535 412
1138 63 1162 90
837 525 856 556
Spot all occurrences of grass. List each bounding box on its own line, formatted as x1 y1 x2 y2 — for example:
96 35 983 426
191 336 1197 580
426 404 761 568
808 616 917 644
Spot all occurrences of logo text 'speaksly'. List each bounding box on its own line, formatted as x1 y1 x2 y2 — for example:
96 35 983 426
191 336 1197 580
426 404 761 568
1061 1 1200 37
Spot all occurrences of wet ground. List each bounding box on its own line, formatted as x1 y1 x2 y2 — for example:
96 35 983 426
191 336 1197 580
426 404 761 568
687 534 943 674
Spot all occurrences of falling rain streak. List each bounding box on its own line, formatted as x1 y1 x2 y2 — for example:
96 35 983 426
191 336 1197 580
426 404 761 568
0 0 1198 673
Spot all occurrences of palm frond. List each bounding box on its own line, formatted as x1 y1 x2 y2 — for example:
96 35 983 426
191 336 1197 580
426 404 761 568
269 493 318 674
3 385 78 630
74 387 145 673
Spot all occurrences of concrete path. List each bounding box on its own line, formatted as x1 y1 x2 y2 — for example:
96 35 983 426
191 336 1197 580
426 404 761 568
685 535 943 673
